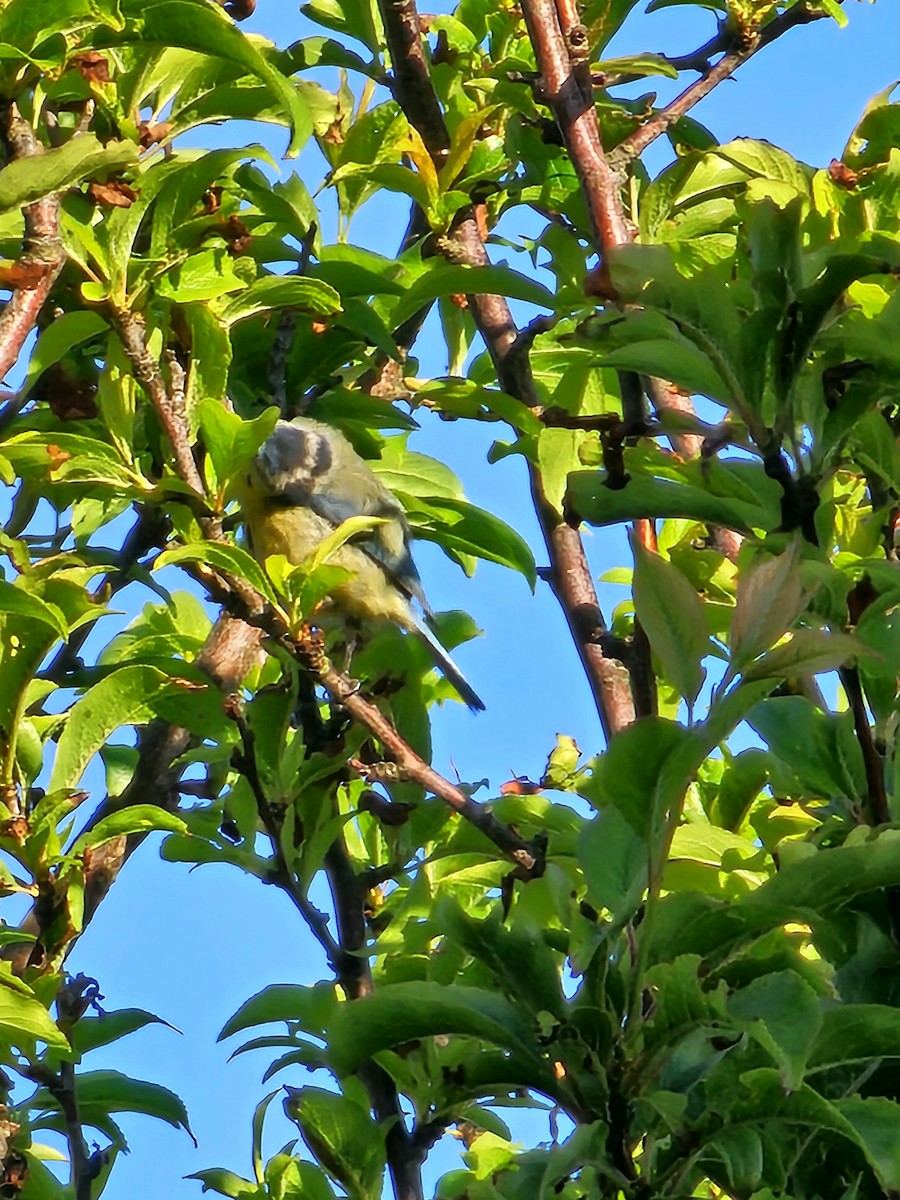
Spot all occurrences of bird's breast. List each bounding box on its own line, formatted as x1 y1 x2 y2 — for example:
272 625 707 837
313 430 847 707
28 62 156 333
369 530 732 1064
250 503 413 629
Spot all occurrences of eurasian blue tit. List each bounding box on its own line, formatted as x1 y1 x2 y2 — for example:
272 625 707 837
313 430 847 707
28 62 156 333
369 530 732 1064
240 416 485 711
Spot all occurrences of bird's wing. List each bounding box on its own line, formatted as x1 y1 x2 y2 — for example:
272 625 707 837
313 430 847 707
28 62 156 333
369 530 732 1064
306 488 432 615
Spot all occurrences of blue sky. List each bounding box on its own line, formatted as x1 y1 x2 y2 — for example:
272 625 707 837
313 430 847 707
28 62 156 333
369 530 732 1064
33 1 899 1195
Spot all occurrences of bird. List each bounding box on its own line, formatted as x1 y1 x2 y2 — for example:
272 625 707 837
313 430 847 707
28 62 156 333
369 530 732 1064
239 415 485 711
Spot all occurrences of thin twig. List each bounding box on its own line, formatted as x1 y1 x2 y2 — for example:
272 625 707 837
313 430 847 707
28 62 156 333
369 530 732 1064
227 699 348 970
318 659 539 869
268 221 317 414
839 666 888 826
610 4 828 167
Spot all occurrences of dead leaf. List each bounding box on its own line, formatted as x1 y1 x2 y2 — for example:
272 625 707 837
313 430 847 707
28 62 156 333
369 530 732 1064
139 121 173 149
88 180 138 208
500 776 541 795
829 159 858 189
47 444 73 472
71 51 110 83
36 364 98 421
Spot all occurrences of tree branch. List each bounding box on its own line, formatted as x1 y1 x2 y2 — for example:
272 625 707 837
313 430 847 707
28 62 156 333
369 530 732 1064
519 0 661 716
230 685 427 1200
521 0 630 250
323 837 424 1200
317 655 539 869
3 616 266 975
377 0 636 738
115 311 208 502
0 107 65 385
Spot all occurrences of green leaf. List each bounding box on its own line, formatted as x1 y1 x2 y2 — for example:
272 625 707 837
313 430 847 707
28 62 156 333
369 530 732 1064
2 431 140 477
219 983 337 1042
15 1151 76 1199
300 0 380 52
155 542 278 606
309 258 407 300
596 52 678 79
0 135 137 214
579 718 690 836
717 138 811 193
70 1070 194 1142
19 311 110 400
71 806 188 853
631 533 708 705
413 377 543 436
326 982 540 1074
185 307 233 428
0 976 69 1053
836 1098 900 1192
0 579 68 641
307 515 390 573
700 1127 764 1192
265 1156 336 1200
156 247 252 303
728 541 807 678
199 403 279 497
433 898 566 1019
97 333 138 462
401 494 537 586
111 0 311 156
283 1087 385 1199
728 970 823 1090
741 830 900 922
0 0 124 50
726 1064 857 1128
462 1130 517 1180
742 629 865 683
185 1168 260 1197
577 309 734 405
748 697 865 802
218 276 342 324
70 1008 175 1058
251 1091 278 1185
668 818 760 866
566 470 777 535
371 440 464 501
49 665 191 791
578 804 647 924
808 1005 900 1073
391 264 555 327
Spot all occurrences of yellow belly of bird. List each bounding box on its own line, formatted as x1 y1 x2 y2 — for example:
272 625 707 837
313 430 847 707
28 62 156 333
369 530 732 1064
250 504 414 629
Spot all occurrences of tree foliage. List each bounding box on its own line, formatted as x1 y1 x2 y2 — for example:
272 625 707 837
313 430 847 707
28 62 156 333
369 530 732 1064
0 0 898 1198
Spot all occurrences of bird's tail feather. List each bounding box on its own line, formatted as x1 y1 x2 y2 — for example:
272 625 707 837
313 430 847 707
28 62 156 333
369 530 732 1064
415 620 485 712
